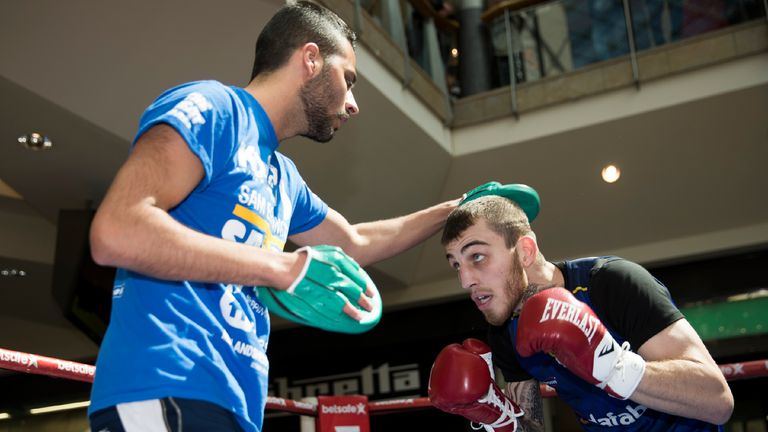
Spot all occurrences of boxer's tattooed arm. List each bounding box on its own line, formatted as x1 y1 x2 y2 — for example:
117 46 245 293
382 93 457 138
506 380 545 432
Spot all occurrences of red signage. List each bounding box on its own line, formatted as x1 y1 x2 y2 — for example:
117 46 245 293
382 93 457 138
316 395 370 432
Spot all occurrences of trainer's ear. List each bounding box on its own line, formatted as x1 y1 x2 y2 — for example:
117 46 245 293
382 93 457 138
516 235 538 268
302 43 321 78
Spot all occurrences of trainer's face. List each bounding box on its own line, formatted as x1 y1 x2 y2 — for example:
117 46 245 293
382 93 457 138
445 220 527 326
300 40 359 143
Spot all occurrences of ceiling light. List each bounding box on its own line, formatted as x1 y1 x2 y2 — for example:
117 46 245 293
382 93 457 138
1 269 26 277
601 164 621 183
17 133 52 151
0 413 10 420
29 400 90 415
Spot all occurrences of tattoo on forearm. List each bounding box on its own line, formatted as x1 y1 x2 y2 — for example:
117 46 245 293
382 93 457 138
509 381 545 432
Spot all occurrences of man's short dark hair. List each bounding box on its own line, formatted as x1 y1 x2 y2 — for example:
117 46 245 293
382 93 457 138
442 196 532 248
251 1 357 80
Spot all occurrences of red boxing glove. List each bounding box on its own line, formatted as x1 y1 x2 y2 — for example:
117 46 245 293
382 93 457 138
516 288 646 399
429 339 524 431
462 338 496 380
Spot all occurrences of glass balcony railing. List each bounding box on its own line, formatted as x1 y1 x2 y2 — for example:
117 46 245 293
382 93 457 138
355 0 461 95
483 0 766 90
356 0 766 100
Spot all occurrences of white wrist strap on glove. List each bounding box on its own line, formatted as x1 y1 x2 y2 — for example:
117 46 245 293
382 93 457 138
599 341 646 399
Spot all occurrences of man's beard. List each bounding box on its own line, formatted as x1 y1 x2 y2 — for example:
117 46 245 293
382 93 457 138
299 64 343 143
483 250 527 326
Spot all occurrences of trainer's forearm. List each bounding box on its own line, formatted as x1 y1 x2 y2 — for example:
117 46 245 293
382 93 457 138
629 360 733 425
346 199 458 266
90 201 301 289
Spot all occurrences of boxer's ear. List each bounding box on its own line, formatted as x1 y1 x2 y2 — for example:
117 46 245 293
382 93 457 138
515 235 538 268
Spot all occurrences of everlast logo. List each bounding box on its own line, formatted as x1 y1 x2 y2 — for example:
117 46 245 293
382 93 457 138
582 404 647 427
540 298 599 343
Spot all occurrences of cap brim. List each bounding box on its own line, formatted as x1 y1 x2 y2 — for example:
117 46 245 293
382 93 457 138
494 184 541 222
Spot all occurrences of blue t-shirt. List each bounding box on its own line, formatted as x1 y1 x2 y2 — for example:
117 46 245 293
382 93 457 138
88 81 329 432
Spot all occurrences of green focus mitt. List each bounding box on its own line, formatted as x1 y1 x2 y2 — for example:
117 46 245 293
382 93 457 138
255 245 382 334
460 181 541 222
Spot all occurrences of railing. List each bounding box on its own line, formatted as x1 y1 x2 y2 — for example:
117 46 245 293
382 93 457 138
357 0 459 88
2 346 767 413
354 0 766 107
481 0 766 87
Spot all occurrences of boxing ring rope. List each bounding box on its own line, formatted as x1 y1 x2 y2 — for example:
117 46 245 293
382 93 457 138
1 347 766 420
262 395 436 416
0 348 95 383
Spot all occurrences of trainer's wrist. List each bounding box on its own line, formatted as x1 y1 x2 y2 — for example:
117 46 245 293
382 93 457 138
285 247 314 293
266 250 307 291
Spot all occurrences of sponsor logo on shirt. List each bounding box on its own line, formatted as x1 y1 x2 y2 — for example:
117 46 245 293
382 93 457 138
167 92 213 129
218 286 270 372
541 377 557 386
220 329 269 375
581 404 647 427
222 203 287 251
232 338 269 375
220 285 254 332
112 284 124 298
235 143 268 181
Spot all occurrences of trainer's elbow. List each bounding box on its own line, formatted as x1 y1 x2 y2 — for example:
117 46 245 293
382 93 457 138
89 211 124 267
339 233 374 267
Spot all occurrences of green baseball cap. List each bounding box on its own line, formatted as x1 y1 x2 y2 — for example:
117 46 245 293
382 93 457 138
461 182 541 222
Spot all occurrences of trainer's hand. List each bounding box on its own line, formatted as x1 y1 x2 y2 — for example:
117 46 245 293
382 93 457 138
256 245 381 334
429 339 524 431
516 288 646 399
460 181 502 205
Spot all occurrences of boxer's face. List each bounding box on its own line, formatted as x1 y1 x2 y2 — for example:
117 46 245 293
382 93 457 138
445 220 527 326
300 40 358 143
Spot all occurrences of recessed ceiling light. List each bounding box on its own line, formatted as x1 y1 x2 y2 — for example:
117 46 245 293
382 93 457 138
601 164 621 183
17 133 52 151
1 269 26 277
